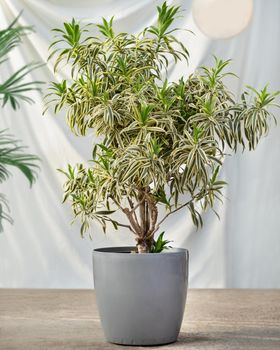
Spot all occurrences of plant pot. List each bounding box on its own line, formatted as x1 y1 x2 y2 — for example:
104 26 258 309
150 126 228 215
92 246 189 346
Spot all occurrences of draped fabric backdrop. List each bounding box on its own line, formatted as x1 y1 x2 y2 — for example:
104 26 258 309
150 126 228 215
0 0 279 288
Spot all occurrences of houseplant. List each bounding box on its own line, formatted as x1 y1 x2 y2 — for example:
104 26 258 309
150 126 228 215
0 16 41 231
46 2 279 345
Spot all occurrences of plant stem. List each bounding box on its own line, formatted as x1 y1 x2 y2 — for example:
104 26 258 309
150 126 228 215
156 200 192 229
102 216 133 232
139 192 146 234
153 190 210 234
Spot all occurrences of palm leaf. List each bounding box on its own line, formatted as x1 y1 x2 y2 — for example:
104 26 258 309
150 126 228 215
0 13 33 62
0 15 42 232
0 15 44 110
0 193 13 232
0 62 44 110
0 130 39 186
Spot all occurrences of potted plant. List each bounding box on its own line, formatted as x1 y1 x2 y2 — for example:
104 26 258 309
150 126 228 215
46 2 279 345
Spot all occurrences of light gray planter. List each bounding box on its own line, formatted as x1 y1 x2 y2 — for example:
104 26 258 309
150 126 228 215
92 246 189 346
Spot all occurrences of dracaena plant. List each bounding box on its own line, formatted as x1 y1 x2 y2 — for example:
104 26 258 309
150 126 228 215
46 2 279 253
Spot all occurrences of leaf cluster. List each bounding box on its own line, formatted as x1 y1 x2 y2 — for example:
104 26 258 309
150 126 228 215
46 2 280 241
0 14 44 109
150 232 172 253
0 15 41 231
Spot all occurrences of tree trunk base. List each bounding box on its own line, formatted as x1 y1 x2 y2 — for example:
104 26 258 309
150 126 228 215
136 239 151 253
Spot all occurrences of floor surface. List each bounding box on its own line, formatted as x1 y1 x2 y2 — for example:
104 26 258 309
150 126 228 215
0 289 280 349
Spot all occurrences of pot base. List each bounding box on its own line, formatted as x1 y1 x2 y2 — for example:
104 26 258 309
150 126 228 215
110 337 177 346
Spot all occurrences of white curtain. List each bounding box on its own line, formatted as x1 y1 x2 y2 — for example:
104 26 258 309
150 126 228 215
0 0 279 288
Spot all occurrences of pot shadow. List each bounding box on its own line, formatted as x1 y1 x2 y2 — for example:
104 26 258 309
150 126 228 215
125 333 219 348
157 332 220 348
176 332 217 344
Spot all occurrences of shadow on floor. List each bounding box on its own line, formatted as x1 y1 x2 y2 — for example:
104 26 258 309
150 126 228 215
170 332 219 347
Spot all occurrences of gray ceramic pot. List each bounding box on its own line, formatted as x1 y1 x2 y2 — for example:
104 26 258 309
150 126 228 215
92 246 189 346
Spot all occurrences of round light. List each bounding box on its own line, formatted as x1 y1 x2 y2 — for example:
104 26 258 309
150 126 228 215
192 0 254 39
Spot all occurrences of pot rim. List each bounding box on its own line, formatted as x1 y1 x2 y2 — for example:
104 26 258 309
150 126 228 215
93 246 188 256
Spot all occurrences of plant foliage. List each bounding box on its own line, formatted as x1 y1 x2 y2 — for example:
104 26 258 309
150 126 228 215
0 15 41 231
46 2 280 253
150 232 172 253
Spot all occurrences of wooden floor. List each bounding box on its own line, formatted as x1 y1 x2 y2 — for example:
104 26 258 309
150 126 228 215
0 289 280 349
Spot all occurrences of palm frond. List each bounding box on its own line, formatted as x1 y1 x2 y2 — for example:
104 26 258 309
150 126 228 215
0 15 42 233
0 193 13 232
0 130 39 186
0 63 44 110
0 15 44 110
0 13 33 63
